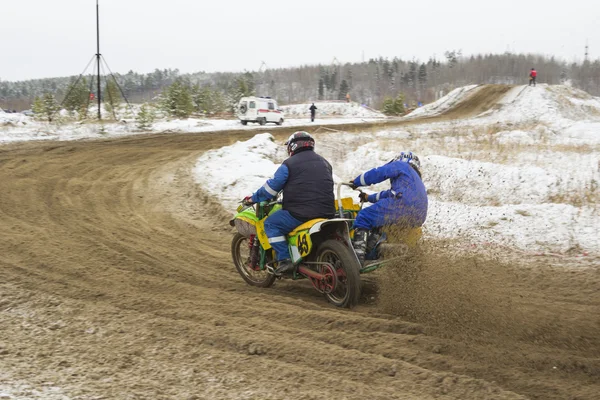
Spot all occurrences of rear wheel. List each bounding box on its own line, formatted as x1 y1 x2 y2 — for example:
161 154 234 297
258 117 266 126
241 120 248 125
231 233 276 288
316 240 361 308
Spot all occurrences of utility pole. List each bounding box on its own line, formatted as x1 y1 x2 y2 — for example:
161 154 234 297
56 0 133 122
96 0 102 120
584 39 589 63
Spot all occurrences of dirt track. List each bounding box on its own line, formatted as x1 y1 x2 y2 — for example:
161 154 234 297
1 126 599 399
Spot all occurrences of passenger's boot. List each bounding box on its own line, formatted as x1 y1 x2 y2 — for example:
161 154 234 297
366 230 382 258
352 228 368 265
274 259 295 276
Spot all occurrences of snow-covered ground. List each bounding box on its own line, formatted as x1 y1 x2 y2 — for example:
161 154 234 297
194 85 600 256
0 111 382 144
280 102 385 119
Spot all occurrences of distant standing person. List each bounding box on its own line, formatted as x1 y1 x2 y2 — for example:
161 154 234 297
309 103 317 122
529 68 537 86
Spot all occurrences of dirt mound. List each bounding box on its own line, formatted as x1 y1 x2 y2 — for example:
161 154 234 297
439 84 514 119
0 130 599 399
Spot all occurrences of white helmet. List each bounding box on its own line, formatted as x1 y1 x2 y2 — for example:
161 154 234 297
391 151 421 175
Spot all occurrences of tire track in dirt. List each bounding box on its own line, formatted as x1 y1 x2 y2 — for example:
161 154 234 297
0 129 598 399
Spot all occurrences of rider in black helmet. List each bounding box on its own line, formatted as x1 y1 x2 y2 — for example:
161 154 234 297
243 131 335 275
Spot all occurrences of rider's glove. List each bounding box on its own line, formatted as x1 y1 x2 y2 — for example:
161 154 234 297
242 196 254 206
348 180 358 190
358 192 369 203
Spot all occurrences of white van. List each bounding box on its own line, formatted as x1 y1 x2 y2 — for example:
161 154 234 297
238 96 284 126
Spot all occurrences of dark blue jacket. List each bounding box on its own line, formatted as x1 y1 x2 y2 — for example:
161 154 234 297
252 149 335 221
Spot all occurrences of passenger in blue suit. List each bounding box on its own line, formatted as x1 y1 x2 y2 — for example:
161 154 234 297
243 132 335 275
349 151 428 263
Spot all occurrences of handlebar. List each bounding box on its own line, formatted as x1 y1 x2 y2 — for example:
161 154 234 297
237 198 281 213
336 182 364 219
239 184 361 218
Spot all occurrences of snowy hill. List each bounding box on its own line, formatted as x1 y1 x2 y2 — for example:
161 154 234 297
407 84 600 124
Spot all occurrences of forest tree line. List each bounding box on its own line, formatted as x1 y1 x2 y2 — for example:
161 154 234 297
1 51 599 114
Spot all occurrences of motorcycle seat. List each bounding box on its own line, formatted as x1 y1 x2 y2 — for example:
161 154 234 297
288 218 327 236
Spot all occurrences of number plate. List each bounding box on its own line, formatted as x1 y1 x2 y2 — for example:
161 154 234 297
297 231 312 257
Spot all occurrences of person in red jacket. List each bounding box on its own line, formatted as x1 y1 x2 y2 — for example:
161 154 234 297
529 68 537 86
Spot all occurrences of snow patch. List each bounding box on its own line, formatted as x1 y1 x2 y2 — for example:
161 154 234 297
280 102 385 119
193 133 285 210
495 130 537 145
198 131 599 255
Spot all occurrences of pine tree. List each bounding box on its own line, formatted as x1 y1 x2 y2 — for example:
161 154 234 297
418 64 427 87
136 103 156 130
393 93 405 115
408 63 418 89
104 79 122 118
63 78 90 119
227 75 256 112
444 50 461 68
191 84 205 113
243 72 255 95
192 84 220 114
211 90 227 114
338 79 349 100
375 66 381 97
560 69 568 83
32 93 59 122
269 79 276 96
318 79 324 100
160 79 193 118
330 70 338 92
345 67 353 88
32 96 44 118
382 97 396 115
381 94 405 116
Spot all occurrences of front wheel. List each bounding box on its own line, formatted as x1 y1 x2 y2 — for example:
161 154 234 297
231 233 276 288
241 120 248 125
276 118 284 126
316 239 361 308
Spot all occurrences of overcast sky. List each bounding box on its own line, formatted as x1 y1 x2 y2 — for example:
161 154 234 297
1 0 598 81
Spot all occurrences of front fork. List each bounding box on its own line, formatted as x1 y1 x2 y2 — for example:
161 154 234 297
248 234 269 272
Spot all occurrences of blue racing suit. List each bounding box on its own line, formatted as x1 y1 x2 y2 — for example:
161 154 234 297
352 160 428 230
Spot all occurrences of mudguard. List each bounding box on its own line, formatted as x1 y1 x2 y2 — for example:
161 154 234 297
288 218 356 264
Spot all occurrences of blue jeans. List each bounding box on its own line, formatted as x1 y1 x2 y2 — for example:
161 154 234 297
263 210 303 261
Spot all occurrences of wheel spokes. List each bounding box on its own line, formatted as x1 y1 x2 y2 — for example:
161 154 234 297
320 250 348 302
237 238 270 283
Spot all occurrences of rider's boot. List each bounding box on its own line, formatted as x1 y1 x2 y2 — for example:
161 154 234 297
274 259 295 276
353 228 368 265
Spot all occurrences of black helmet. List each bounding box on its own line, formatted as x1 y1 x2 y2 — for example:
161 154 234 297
285 131 315 156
